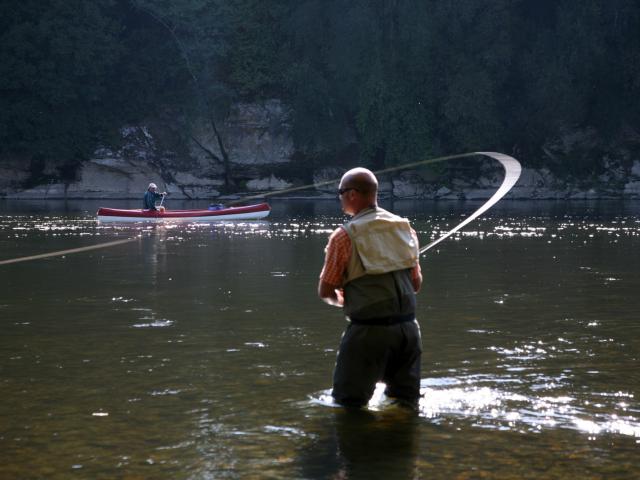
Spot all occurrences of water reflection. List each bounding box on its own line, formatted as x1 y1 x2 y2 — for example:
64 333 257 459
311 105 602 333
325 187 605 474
300 408 420 479
420 378 640 438
310 377 640 441
2 199 640 478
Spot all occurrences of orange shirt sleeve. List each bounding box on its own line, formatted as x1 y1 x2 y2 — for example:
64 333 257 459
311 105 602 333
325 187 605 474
319 227 351 287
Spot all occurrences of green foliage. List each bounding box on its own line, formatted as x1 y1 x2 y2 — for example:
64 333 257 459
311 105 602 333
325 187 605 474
226 0 288 98
132 0 235 118
1 0 640 182
0 0 120 174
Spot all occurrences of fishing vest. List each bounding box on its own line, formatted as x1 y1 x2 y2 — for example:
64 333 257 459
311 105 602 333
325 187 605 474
341 207 419 320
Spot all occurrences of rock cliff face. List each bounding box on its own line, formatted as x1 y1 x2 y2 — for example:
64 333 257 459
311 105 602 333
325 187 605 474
2 101 640 200
4 100 293 199
189 99 293 168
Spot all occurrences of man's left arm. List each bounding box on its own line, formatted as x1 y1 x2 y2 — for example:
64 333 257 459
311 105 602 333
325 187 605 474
411 228 423 293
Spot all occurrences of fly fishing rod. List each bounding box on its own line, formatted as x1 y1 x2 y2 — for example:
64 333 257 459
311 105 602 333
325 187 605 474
0 151 521 265
226 151 522 256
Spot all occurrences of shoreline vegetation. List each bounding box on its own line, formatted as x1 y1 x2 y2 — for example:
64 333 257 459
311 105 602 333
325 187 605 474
2 2 639 200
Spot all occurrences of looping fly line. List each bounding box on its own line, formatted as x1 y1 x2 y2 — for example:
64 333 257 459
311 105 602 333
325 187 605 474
230 151 522 256
419 152 521 254
0 151 520 265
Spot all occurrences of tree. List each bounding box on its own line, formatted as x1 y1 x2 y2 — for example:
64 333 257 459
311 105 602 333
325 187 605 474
0 0 120 180
226 0 288 99
132 0 236 189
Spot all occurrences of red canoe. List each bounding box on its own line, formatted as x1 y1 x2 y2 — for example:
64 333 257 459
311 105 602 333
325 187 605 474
97 203 270 222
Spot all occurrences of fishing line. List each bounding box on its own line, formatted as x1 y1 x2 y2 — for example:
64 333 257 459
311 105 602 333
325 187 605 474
0 237 138 266
225 151 474 206
0 151 520 265
228 151 522 255
419 152 521 254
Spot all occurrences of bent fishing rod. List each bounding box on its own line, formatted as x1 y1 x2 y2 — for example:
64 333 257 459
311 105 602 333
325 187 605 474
0 151 521 266
227 151 522 256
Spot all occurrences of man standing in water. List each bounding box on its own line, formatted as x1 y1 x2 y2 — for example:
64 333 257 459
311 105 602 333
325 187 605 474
318 168 423 407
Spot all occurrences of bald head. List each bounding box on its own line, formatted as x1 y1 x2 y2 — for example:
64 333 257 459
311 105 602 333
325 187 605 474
339 167 378 215
340 168 378 198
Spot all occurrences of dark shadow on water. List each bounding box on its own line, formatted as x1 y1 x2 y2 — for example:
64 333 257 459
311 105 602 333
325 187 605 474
299 407 420 479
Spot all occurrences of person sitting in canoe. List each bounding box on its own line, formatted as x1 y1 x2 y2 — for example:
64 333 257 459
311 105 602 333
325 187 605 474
143 183 167 211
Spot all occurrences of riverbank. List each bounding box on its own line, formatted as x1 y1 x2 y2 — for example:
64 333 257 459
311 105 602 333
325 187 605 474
4 168 640 201
2 100 640 201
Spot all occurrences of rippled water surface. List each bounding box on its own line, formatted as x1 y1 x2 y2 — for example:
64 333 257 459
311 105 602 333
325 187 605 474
1 199 639 479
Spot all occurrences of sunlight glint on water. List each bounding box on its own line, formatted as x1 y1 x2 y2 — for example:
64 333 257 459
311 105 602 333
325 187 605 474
1 199 640 478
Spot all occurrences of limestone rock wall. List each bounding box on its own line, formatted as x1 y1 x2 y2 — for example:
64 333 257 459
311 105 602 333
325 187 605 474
5 99 295 199
188 99 293 173
2 103 640 200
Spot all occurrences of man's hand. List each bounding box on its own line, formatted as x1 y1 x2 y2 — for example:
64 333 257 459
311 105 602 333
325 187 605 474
412 268 422 293
334 288 344 306
318 280 344 307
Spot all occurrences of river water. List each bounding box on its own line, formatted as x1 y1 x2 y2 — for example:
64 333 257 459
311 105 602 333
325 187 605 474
1 199 639 479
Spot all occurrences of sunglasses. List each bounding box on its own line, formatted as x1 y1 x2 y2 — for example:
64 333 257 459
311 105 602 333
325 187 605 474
338 187 359 196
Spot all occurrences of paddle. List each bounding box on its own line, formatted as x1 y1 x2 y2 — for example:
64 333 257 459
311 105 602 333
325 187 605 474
157 192 167 213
